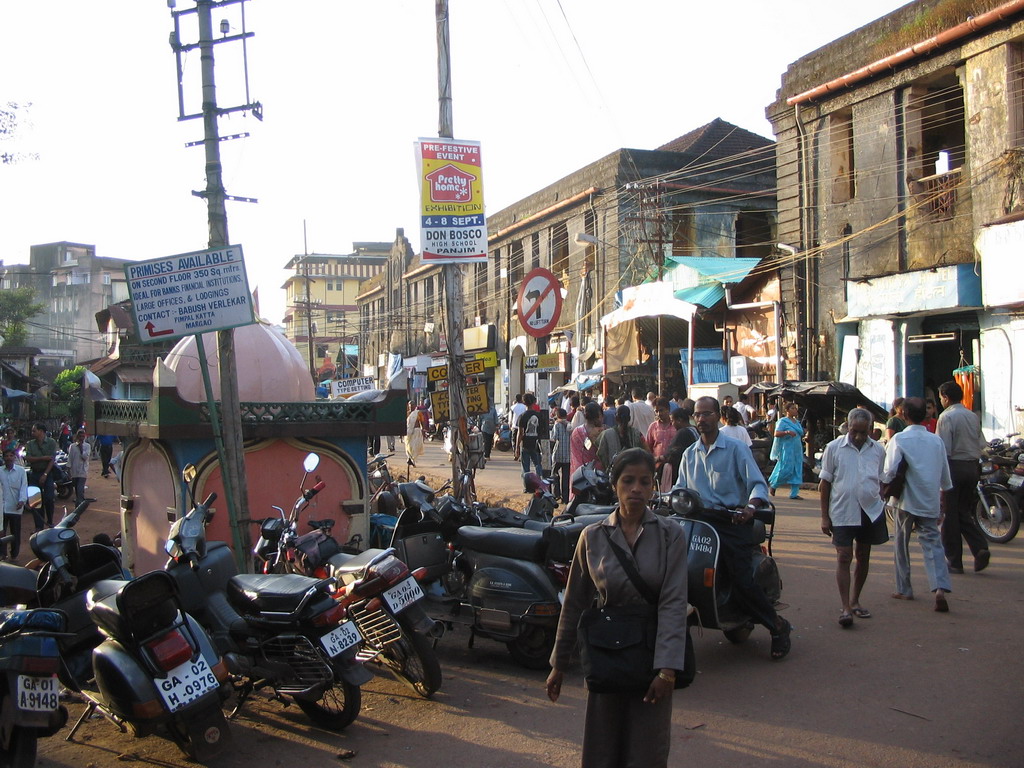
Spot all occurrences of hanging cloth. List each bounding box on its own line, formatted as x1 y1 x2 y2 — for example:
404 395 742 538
953 363 979 411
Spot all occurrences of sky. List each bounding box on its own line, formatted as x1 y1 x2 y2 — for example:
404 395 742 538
0 0 911 327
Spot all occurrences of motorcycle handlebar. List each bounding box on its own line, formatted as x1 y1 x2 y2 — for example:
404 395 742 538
303 481 326 500
202 492 217 507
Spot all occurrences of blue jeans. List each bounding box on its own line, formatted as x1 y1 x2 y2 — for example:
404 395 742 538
520 446 542 480
894 510 951 596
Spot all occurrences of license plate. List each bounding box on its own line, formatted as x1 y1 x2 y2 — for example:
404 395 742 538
1009 475 1023 488
383 576 424 614
320 620 362 658
157 656 218 713
16 675 58 712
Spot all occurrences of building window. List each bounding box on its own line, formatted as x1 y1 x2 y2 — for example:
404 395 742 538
551 222 569 277
102 272 111 285
906 76 965 221
830 108 855 203
510 240 525 285
841 224 853 285
1009 42 1024 147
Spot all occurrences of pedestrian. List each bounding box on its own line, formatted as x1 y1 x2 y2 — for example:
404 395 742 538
57 418 71 452
516 393 543 484
885 397 907 441
664 406 698 483
1 428 18 456
646 397 677 491
546 448 689 768
935 380 990 574
768 402 805 499
673 396 792 660
719 406 752 447
626 388 656 437
570 402 606 483
884 397 953 611
550 408 571 503
0 448 27 561
96 433 116 478
921 398 939 433
24 421 57 530
818 408 888 628
68 428 90 507
480 403 498 459
404 402 424 467
735 393 755 425
509 394 527 461
596 405 648 470
602 398 618 428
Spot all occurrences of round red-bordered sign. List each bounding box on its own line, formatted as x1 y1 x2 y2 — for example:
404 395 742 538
516 267 563 339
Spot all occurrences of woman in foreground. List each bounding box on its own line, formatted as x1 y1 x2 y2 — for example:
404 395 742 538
546 448 688 768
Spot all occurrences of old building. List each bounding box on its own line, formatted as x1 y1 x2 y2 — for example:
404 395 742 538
282 243 389 380
767 0 1024 435
1 242 130 376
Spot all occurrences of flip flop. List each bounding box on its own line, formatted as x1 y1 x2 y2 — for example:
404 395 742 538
851 607 872 619
838 611 854 628
770 618 792 660
934 593 949 613
891 592 914 601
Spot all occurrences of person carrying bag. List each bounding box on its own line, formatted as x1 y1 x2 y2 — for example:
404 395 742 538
547 448 689 768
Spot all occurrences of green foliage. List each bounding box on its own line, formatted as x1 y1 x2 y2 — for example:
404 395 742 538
0 286 43 347
52 366 85 423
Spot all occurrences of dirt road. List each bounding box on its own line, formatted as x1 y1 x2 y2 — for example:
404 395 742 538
29 449 1024 768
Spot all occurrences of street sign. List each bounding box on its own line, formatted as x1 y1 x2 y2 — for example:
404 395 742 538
430 390 450 422
472 350 498 368
125 245 254 343
330 376 375 398
416 137 488 264
517 268 563 338
430 383 488 421
729 355 749 387
427 359 486 382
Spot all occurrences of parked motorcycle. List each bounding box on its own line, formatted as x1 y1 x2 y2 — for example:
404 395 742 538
0 501 233 761
662 488 783 643
254 454 442 698
166 463 371 731
0 606 68 767
975 442 1022 543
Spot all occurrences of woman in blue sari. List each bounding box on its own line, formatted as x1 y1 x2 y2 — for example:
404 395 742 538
769 402 805 499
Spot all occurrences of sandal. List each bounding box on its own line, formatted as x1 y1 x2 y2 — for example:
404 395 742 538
851 607 872 619
838 611 854 628
770 618 792 660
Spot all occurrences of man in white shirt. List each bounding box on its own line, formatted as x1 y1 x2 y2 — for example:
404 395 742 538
509 394 527 461
0 448 28 561
735 394 755 425
819 408 887 629
627 388 657 437
883 397 953 612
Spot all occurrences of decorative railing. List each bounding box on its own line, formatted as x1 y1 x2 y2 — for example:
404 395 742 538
919 168 960 220
203 401 378 423
94 400 150 423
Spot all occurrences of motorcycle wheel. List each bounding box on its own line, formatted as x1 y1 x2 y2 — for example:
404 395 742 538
506 626 555 670
293 678 361 731
379 624 442 698
55 483 73 500
722 623 754 644
0 726 38 768
975 489 1020 544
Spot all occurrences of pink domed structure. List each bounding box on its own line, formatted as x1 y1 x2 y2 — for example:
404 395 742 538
162 321 313 403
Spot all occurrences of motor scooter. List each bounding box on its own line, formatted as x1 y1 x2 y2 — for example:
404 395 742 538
662 488 783 643
0 501 233 762
165 463 371 731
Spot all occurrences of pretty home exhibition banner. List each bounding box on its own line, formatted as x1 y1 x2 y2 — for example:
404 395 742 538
415 137 487 263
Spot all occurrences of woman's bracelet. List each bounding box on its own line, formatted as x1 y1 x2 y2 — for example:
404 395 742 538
657 671 676 682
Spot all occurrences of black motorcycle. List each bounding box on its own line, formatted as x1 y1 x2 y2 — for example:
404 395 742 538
164 464 371 731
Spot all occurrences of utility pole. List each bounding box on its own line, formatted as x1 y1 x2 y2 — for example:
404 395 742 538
436 0 469 488
169 0 260 571
630 181 668 391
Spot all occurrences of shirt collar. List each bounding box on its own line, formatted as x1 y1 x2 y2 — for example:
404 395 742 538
838 433 876 451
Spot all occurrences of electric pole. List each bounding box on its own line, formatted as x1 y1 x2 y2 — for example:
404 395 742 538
436 0 470 488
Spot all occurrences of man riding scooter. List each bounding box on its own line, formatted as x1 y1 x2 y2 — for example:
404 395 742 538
673 396 793 661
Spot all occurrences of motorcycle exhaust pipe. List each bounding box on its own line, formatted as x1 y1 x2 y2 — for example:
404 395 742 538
404 602 445 639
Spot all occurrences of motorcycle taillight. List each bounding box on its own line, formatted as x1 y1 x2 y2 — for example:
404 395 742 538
548 562 570 587
366 555 408 585
146 629 193 672
19 656 59 675
310 601 348 628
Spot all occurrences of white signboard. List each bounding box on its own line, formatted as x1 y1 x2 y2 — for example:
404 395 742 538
729 355 749 387
330 377 375 397
125 245 254 343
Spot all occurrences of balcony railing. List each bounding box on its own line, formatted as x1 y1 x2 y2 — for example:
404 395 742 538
918 167 960 220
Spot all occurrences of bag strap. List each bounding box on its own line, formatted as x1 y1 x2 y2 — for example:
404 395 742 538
600 526 659 605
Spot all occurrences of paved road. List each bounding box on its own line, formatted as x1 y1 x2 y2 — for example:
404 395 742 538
35 448 1024 768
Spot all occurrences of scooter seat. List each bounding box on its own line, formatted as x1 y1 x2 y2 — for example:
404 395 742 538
226 573 331 616
456 526 547 562
88 573 176 641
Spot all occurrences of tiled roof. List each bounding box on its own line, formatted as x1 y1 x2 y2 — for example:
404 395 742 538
656 118 773 168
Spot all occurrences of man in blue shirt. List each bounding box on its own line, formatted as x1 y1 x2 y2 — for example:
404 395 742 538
674 396 792 660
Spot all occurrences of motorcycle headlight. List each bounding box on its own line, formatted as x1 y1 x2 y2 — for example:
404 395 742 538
670 488 703 517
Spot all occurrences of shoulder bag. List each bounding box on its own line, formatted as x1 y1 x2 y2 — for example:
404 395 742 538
883 456 908 500
577 526 695 693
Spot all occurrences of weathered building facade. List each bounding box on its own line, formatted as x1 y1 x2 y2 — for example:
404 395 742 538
767 0 1024 435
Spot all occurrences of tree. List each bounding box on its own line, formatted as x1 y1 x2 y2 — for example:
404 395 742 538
0 286 43 347
52 366 85 424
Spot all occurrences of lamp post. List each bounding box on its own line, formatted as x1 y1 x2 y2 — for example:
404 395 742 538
574 232 606 399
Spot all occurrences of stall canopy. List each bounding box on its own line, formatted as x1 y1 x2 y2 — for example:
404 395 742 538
747 381 887 422
600 283 698 379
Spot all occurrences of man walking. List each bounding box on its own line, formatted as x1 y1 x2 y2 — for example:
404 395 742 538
509 394 527 461
24 422 57 530
480 403 498 460
68 428 91 507
673 396 792 660
884 397 953 611
516 393 543 486
936 380 990 574
627 388 657 437
0 448 27 561
819 408 888 628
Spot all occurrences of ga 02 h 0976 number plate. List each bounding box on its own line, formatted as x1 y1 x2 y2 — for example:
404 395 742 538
157 656 219 713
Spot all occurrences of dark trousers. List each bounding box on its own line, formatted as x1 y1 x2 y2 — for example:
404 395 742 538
100 444 113 476
482 431 494 458
28 471 54 529
714 519 779 633
942 459 989 568
73 477 87 506
552 461 570 503
0 514 21 560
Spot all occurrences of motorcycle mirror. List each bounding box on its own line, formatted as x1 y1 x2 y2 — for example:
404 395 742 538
303 453 320 473
183 464 198 484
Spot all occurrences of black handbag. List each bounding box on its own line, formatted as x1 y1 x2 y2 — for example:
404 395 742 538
577 526 695 693
883 456 908 500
